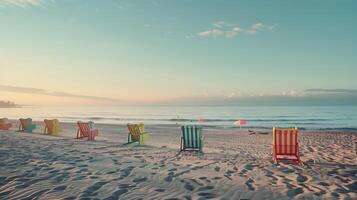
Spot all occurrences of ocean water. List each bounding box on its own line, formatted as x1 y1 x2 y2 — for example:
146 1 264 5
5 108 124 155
1 105 357 131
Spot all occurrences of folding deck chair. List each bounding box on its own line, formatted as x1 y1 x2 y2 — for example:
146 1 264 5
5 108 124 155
272 127 301 163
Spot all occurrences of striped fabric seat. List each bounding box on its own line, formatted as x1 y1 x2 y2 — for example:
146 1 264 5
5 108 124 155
127 123 149 145
180 125 203 153
272 127 301 163
19 118 36 133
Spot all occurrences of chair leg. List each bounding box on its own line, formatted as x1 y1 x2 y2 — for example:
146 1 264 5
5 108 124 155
127 133 132 143
199 138 203 153
180 137 184 151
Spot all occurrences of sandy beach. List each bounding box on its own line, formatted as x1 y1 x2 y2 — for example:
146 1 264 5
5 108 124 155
0 121 357 200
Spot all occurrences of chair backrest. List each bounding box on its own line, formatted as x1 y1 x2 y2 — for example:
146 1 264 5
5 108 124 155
77 121 91 137
20 118 32 129
127 123 144 141
44 119 54 130
181 125 202 148
273 127 298 155
44 119 60 133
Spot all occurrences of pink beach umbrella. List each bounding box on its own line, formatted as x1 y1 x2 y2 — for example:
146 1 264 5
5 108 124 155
234 119 247 129
198 117 205 124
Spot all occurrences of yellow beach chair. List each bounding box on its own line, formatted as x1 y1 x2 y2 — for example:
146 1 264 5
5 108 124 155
127 123 149 145
44 119 62 135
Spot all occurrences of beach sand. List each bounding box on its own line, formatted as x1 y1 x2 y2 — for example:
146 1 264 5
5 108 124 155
0 121 357 200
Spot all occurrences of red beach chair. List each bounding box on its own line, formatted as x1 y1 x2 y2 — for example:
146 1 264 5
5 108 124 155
0 118 12 130
76 121 98 141
272 127 301 163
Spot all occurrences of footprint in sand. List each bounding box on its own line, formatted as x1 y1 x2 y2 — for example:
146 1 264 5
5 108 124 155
346 181 357 192
238 169 248 177
197 192 218 199
164 175 173 182
214 166 220 172
296 175 308 183
72 175 86 181
53 173 70 183
82 181 108 197
245 178 256 191
53 185 67 191
155 188 165 192
119 166 135 179
133 177 148 183
169 168 177 172
198 185 214 191
318 182 330 187
287 187 304 197
244 164 258 171
63 166 75 171
118 183 135 189
104 188 128 200
184 183 195 191
331 192 340 198
78 164 89 168
336 176 350 183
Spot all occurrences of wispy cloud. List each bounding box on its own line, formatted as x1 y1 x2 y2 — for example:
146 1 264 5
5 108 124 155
195 21 277 39
0 85 121 102
197 29 224 37
0 0 53 8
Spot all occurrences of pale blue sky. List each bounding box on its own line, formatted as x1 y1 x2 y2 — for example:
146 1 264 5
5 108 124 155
0 0 356 105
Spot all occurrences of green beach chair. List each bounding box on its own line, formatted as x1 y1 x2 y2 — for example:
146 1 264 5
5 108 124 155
127 123 149 145
180 125 203 153
19 118 36 133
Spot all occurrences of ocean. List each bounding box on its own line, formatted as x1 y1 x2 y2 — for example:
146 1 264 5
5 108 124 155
1 105 357 131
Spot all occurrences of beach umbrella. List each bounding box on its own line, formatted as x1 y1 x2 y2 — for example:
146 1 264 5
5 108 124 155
234 119 247 129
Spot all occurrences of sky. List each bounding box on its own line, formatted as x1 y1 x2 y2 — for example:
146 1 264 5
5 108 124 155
0 0 357 106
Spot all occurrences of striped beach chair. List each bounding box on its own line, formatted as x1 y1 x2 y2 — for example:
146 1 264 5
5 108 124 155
19 118 36 133
127 123 149 145
76 121 98 141
272 127 301 163
0 118 12 130
180 125 203 153
44 119 62 135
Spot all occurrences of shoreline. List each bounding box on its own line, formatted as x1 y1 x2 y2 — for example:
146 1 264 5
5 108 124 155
5 119 357 133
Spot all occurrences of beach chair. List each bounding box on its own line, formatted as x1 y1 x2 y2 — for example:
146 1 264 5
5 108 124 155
272 127 301 163
180 125 203 153
19 118 36 133
0 118 12 130
127 123 149 145
76 121 98 140
44 119 62 135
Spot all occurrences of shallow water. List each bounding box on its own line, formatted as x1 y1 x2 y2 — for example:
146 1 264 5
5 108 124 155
1 105 357 131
